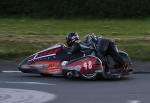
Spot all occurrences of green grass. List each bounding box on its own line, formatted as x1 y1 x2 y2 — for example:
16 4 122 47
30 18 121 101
1 18 150 35
0 18 150 61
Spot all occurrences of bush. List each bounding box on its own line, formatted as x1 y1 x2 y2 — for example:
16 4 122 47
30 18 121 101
0 0 150 18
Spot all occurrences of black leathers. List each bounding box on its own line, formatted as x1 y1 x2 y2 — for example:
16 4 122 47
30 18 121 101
95 37 124 64
67 41 92 60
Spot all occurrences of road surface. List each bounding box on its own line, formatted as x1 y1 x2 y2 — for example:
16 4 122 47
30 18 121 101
0 60 150 103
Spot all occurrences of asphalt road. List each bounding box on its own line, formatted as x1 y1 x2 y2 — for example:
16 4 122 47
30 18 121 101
0 60 150 103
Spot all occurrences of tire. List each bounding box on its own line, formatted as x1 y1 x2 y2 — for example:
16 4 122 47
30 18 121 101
104 51 131 79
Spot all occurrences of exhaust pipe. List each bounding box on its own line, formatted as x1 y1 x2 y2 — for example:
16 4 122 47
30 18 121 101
67 72 73 77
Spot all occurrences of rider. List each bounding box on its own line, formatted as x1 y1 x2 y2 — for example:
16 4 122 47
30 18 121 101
83 33 128 70
66 32 92 60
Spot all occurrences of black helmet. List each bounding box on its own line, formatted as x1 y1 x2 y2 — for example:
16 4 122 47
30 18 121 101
66 32 79 47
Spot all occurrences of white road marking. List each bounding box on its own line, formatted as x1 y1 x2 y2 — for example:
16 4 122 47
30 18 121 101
0 88 57 103
127 100 141 103
2 70 21 73
3 81 56 85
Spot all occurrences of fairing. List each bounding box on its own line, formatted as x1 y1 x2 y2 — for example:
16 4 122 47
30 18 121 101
18 44 66 74
18 44 103 75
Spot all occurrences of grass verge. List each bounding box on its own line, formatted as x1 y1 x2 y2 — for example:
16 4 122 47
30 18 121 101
0 18 150 61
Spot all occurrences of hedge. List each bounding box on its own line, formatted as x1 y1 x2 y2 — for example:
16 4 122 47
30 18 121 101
0 0 150 18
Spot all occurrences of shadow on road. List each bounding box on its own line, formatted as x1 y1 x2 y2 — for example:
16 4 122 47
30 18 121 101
16 73 133 83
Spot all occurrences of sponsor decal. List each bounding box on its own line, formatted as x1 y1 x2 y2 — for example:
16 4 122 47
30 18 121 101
48 62 59 69
44 61 62 74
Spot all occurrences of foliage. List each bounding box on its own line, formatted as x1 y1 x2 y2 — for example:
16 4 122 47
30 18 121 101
1 0 150 18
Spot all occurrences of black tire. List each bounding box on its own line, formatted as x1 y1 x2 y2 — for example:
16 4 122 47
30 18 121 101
104 51 131 79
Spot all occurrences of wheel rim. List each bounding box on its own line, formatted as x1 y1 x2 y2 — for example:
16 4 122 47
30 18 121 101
81 72 97 79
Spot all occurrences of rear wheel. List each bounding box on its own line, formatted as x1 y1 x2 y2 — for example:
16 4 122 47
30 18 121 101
104 51 132 79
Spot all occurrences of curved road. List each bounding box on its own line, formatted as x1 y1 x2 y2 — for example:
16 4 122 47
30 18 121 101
0 60 150 103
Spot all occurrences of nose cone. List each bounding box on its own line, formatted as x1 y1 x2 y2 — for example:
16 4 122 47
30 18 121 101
17 57 29 70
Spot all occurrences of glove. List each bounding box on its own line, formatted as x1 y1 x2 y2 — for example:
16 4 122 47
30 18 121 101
120 63 129 70
115 63 129 70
